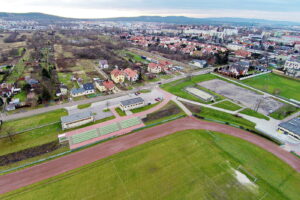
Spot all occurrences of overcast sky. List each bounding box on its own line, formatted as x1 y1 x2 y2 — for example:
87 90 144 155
0 0 300 22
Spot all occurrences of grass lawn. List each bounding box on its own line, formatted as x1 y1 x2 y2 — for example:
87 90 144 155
239 108 270 120
183 103 256 131
242 73 300 101
269 105 300 120
2 130 299 200
1 109 68 134
77 103 91 109
213 100 242 111
138 89 151 93
161 74 222 104
13 91 27 102
115 107 126 116
131 102 160 113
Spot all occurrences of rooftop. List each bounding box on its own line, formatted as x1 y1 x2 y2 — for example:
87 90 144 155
120 97 144 106
279 117 300 136
61 111 93 124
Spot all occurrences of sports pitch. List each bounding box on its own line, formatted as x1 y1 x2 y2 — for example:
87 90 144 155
241 73 300 101
2 130 300 200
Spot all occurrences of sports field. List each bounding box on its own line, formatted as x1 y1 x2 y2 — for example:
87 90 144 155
242 73 300 101
2 130 299 200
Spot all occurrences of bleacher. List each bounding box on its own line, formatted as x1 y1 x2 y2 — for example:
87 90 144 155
99 123 120 135
69 117 143 146
71 129 99 144
120 117 141 129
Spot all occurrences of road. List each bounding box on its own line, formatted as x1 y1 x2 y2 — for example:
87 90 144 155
1 116 299 195
1 68 212 122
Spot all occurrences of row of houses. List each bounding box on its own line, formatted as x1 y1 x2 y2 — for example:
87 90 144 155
147 60 173 74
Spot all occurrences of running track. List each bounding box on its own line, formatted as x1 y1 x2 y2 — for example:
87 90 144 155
1 117 300 194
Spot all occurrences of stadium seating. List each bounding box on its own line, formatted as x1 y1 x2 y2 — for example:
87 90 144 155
71 129 98 144
120 117 141 129
99 123 120 135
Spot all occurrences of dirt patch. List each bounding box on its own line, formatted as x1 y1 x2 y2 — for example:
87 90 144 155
0 141 62 166
142 102 181 123
182 102 202 113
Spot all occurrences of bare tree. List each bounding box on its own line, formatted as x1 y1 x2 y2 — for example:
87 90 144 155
1 125 15 142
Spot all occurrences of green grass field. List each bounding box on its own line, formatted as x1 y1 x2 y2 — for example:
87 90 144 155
194 106 256 130
131 102 160 113
2 130 299 200
242 73 300 101
115 107 126 116
161 74 221 104
239 108 270 120
269 105 300 120
77 103 91 109
213 100 242 111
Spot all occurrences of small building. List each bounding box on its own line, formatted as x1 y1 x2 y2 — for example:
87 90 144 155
95 80 117 93
99 60 109 69
83 83 95 94
124 68 139 82
284 56 300 78
119 97 145 111
61 111 94 130
111 69 125 83
70 88 86 97
278 117 300 140
148 63 162 73
190 60 207 68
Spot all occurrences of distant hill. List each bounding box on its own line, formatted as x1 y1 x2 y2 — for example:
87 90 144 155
100 16 300 26
0 12 69 21
0 12 299 26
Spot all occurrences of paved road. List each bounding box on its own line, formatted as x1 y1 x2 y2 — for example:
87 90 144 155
1 69 212 122
1 116 299 195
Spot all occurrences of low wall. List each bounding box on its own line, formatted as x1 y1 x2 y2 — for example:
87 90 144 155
239 71 271 80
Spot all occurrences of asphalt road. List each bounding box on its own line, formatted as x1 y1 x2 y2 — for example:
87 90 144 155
1 68 212 122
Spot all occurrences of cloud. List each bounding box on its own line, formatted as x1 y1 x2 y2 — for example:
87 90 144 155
0 0 300 21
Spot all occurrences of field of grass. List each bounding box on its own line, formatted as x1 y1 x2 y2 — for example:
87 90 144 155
183 103 256 130
0 109 67 155
269 105 300 120
13 91 27 102
161 74 221 103
213 100 242 111
115 107 126 116
242 73 300 101
2 130 299 200
77 103 91 109
239 108 270 120
131 102 160 113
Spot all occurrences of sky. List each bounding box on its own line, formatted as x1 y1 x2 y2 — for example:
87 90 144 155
0 0 300 22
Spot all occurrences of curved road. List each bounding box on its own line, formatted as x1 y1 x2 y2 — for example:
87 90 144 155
1 117 300 195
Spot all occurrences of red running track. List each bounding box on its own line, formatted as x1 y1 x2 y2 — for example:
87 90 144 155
1 117 300 194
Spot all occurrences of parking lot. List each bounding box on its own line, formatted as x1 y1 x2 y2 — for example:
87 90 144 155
66 88 165 119
199 79 284 115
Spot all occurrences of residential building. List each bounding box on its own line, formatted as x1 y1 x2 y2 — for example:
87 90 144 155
124 68 139 82
61 111 94 130
83 83 95 94
99 60 109 69
119 97 145 111
284 57 300 78
111 69 125 83
278 117 300 140
148 63 162 73
70 88 86 97
190 60 207 68
235 49 252 58
95 80 117 93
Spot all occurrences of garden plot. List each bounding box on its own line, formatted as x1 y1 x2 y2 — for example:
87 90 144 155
199 79 284 115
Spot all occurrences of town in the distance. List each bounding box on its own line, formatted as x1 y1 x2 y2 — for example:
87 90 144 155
0 12 299 200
